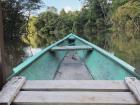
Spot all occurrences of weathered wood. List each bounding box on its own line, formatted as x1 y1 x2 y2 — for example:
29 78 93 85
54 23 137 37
0 1 6 89
0 79 139 105
14 91 138 105
51 46 93 51
22 80 129 92
125 77 140 104
0 76 26 105
54 52 93 80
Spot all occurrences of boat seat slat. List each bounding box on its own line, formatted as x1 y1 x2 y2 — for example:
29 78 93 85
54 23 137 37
22 80 128 92
13 91 137 105
51 46 93 51
125 77 140 104
0 77 26 105
1 77 140 105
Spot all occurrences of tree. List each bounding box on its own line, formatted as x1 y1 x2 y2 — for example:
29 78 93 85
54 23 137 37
1 0 42 74
1 0 42 40
60 9 66 17
21 0 42 40
81 0 111 47
22 16 45 48
47 6 57 14
111 0 140 70
1 0 25 39
111 0 129 12
0 1 7 87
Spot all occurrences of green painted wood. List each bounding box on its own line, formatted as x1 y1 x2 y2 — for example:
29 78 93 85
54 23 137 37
19 51 67 80
71 33 140 80
85 50 133 80
51 46 93 51
9 33 140 80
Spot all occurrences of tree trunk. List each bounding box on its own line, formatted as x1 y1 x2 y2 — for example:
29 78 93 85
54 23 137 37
0 1 7 89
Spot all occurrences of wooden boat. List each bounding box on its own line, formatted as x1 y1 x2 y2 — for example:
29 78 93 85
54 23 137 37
9 33 140 80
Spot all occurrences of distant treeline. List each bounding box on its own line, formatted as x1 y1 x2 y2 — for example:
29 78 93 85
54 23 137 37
1 0 140 71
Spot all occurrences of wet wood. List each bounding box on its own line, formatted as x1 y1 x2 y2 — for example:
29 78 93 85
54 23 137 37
14 91 137 105
22 80 128 92
51 46 93 51
125 77 140 104
0 77 26 105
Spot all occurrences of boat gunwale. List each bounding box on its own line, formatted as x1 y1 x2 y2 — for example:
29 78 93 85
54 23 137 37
9 33 140 80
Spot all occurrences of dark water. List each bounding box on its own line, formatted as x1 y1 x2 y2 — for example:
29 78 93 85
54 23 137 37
5 39 43 76
5 39 26 75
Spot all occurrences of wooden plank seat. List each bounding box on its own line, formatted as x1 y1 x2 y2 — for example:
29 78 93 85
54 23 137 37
14 91 137 105
0 77 140 105
0 77 26 105
22 80 129 91
51 45 93 51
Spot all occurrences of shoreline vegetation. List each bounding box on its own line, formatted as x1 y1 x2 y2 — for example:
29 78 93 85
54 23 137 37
1 0 140 76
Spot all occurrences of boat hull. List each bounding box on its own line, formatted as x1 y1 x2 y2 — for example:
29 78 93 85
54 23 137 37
10 34 140 80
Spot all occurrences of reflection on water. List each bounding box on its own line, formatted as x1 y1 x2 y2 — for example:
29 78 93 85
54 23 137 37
5 39 25 75
5 39 43 76
23 47 42 57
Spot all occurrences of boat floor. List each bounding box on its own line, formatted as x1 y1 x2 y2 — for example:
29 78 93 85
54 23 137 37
54 51 92 80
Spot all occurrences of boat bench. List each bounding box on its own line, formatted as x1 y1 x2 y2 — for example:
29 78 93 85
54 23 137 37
0 76 140 105
51 45 93 51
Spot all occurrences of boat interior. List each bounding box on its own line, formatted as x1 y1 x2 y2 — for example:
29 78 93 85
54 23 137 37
54 51 93 80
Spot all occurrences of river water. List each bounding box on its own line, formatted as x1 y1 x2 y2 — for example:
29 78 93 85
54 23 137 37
5 40 43 75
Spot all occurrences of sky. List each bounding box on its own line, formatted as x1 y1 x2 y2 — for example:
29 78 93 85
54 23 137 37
36 0 83 14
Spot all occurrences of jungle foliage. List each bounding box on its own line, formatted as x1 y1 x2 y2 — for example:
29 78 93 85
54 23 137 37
1 0 42 74
23 0 111 48
1 0 140 72
111 0 140 70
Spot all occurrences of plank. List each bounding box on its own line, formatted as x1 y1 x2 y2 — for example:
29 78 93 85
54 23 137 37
14 91 138 105
51 46 93 51
0 76 26 105
22 80 129 92
54 52 92 80
125 77 140 104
